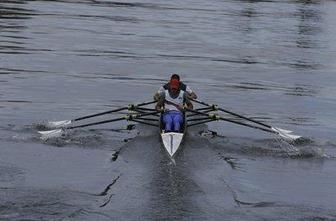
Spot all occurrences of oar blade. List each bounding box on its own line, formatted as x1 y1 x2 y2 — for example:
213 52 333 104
271 127 301 141
47 120 72 128
282 133 302 140
38 129 64 139
272 127 293 134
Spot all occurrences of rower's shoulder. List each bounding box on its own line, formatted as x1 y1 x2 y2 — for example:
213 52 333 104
182 91 189 100
180 82 187 88
159 91 166 98
163 83 170 90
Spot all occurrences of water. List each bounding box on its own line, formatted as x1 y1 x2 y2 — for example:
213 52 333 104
1 0 336 220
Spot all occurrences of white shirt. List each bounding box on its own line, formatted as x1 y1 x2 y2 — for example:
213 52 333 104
157 84 193 94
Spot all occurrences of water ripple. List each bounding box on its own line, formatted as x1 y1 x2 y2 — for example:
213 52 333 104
0 5 35 20
223 81 319 97
0 68 50 75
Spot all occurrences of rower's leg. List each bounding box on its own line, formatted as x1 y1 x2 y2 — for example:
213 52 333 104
172 113 183 132
163 113 173 132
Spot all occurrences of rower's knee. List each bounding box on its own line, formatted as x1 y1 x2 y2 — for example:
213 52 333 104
164 115 173 124
163 115 173 130
172 114 183 131
174 114 183 123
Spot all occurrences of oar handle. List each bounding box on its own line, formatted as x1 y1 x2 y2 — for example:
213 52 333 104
190 99 209 107
137 100 157 106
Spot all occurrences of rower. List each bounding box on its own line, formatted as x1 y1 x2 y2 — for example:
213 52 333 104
155 78 193 132
154 74 197 101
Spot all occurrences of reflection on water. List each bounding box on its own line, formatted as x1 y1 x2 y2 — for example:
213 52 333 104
0 0 327 68
294 0 323 72
0 2 33 19
0 1 30 55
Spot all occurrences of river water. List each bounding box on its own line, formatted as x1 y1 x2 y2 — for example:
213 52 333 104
1 0 336 220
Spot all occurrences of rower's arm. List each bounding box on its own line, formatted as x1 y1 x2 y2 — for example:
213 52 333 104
153 86 165 101
187 92 197 99
154 93 160 101
184 94 193 110
155 92 165 111
185 85 197 99
186 100 193 110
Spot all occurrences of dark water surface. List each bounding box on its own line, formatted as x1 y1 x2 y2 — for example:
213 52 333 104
1 0 336 220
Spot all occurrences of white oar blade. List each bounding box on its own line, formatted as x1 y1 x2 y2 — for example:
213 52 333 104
272 127 292 134
271 127 301 141
38 129 64 139
47 120 72 128
282 133 301 140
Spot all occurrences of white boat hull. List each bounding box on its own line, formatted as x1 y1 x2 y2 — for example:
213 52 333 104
161 132 184 157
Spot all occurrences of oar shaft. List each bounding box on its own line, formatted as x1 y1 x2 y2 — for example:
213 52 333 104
135 107 157 111
218 117 275 134
73 100 156 122
190 99 209 107
74 107 128 121
187 119 217 127
185 108 275 134
187 109 214 117
191 99 272 129
69 117 126 129
130 119 158 127
195 107 213 111
218 107 272 129
189 99 301 141
137 100 157 106
69 110 159 129
185 108 211 117
188 117 213 122
134 117 159 121
133 108 160 116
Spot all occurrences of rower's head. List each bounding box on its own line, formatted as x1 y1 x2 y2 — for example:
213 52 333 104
169 78 180 93
170 74 180 81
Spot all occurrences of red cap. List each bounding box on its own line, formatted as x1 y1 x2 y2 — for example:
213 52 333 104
170 79 180 90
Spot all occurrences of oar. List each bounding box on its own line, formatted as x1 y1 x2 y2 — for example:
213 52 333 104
39 110 159 139
191 99 292 133
185 108 301 141
47 100 156 128
186 108 275 132
190 99 301 140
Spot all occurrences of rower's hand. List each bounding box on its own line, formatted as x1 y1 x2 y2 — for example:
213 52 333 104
184 103 193 110
187 92 197 100
177 104 184 111
155 105 163 112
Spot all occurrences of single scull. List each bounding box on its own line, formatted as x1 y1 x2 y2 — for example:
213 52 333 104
37 99 301 159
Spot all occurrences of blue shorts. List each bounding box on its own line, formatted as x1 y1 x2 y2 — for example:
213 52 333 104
163 111 183 132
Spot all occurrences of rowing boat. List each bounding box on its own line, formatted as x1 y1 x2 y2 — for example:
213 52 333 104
38 99 301 159
159 113 187 158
